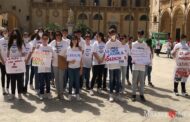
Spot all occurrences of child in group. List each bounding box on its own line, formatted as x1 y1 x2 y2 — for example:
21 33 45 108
67 36 83 101
37 33 53 100
171 34 189 96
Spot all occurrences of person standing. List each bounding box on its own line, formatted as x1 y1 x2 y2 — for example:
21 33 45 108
131 30 150 102
155 39 161 56
171 34 189 96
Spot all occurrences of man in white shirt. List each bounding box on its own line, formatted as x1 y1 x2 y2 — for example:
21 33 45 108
131 30 150 102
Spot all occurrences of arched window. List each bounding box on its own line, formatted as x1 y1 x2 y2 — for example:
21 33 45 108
78 13 88 20
121 0 128 7
94 0 100 6
80 0 86 5
93 14 103 20
124 15 134 21
140 15 148 21
108 0 112 6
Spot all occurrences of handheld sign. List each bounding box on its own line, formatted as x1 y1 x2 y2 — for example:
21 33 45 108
131 48 150 65
175 49 190 78
67 51 82 61
32 51 52 67
6 57 26 74
105 47 125 64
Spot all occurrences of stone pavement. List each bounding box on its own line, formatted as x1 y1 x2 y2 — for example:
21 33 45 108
0 54 190 122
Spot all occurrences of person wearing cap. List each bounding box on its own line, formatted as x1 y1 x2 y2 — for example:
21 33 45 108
0 28 11 95
131 30 150 102
82 33 93 90
22 32 32 94
171 34 190 96
105 28 125 102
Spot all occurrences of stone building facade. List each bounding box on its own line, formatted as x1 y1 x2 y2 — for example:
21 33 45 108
0 0 150 39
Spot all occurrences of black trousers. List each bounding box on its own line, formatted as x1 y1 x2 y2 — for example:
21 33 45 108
0 63 10 88
126 56 132 81
10 73 24 94
103 68 107 88
90 65 104 89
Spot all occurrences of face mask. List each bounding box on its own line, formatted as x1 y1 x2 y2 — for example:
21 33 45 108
181 39 186 44
3 33 8 38
38 32 43 38
23 38 30 43
138 38 144 43
111 35 116 41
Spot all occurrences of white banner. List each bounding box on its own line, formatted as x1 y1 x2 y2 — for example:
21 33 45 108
67 51 82 61
6 57 26 74
131 48 150 65
175 49 190 78
32 51 52 67
105 48 125 64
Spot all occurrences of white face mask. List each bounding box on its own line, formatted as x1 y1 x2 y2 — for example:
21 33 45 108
38 32 43 38
111 35 116 41
3 33 8 38
181 39 187 44
23 37 30 43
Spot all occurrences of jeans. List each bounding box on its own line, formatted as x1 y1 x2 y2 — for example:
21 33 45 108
68 68 80 94
0 63 10 89
90 65 104 89
24 65 30 90
30 65 35 85
167 49 171 58
126 56 132 81
132 70 145 95
63 68 69 89
39 73 51 94
103 68 108 88
34 67 40 90
145 65 152 82
10 73 24 95
121 66 127 91
82 67 91 89
53 67 65 95
109 69 121 94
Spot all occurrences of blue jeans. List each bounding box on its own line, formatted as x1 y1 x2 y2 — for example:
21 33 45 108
145 65 152 82
109 69 121 94
83 67 91 89
68 68 80 94
63 68 69 89
24 65 30 90
34 67 40 90
39 73 51 94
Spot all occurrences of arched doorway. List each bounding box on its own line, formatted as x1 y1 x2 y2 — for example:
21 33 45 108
186 10 190 40
0 12 19 31
172 8 185 40
160 11 171 33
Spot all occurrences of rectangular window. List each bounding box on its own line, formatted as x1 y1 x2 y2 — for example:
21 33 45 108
135 0 141 7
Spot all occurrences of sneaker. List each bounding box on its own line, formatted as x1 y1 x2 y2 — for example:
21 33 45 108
131 95 136 102
109 94 114 102
89 90 94 96
116 95 125 102
8 94 15 100
18 94 23 100
68 95 72 101
39 94 44 101
140 95 146 102
72 88 75 95
182 92 188 97
174 92 179 96
47 93 52 99
97 88 102 94
30 85 34 90
148 82 154 87
127 81 131 86
2 88 7 95
76 94 81 101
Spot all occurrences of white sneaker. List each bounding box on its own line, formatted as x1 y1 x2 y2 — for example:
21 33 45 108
89 90 94 96
182 92 188 97
76 94 81 101
6 88 10 94
30 85 34 90
2 88 6 95
97 88 102 94
8 94 15 100
109 94 114 102
47 93 52 99
68 95 72 101
72 88 75 95
39 94 44 101
18 94 23 100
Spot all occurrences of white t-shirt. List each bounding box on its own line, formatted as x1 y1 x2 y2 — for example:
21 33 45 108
66 47 82 68
62 37 71 47
82 44 92 68
0 37 8 63
92 41 106 65
32 39 42 48
166 41 172 50
79 37 86 51
120 44 129 67
37 45 53 73
24 42 32 65
156 40 161 49
105 39 122 69
49 40 68 67
8 40 26 58
131 41 150 71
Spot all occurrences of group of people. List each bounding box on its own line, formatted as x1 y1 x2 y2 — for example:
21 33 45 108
0 26 189 103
